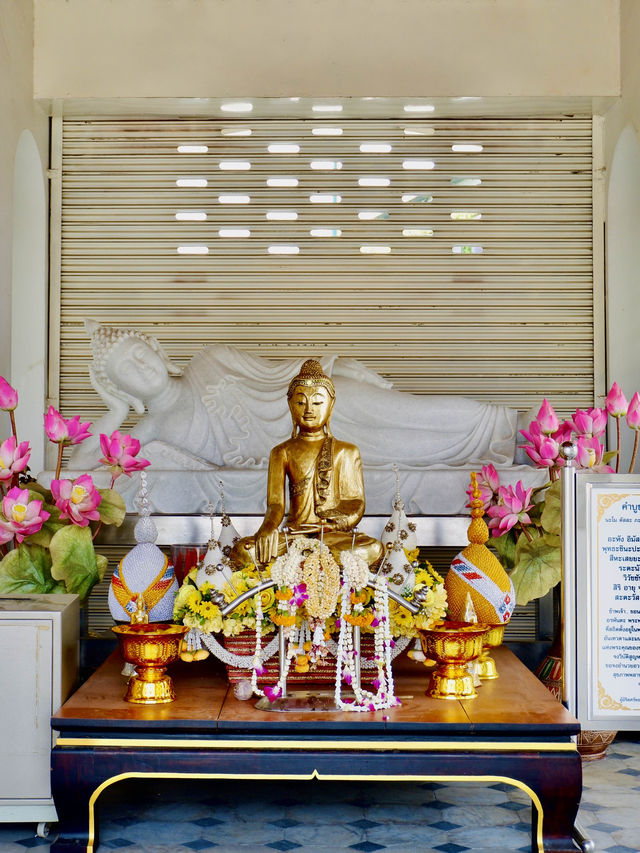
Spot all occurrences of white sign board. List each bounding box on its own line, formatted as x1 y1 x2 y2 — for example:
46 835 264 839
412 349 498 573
575 474 640 729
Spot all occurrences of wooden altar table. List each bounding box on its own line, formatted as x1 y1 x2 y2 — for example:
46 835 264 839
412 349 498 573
50 646 581 853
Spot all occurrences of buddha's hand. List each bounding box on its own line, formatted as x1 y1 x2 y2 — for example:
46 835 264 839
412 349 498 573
317 510 350 532
255 524 280 564
89 365 130 420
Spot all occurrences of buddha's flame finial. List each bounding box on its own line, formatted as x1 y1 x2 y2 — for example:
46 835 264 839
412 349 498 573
467 471 489 545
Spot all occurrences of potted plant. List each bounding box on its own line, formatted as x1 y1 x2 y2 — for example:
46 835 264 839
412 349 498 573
0 376 149 600
473 383 639 759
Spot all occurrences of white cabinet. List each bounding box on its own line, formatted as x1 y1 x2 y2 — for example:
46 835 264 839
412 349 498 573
0 594 78 824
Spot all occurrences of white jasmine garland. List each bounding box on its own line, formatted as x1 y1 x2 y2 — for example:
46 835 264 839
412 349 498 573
334 571 399 712
198 629 280 668
340 550 371 590
250 591 266 696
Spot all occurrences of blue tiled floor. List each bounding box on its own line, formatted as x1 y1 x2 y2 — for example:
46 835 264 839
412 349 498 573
1 737 639 852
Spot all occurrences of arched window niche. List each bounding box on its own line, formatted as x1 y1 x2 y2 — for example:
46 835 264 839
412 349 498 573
11 129 47 472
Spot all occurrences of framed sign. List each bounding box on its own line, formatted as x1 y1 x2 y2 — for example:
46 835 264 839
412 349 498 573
573 472 640 730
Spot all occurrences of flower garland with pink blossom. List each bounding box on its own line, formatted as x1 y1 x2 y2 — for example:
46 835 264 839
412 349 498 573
334 551 399 712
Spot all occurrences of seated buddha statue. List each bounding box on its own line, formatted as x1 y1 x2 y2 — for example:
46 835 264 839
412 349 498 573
230 359 384 569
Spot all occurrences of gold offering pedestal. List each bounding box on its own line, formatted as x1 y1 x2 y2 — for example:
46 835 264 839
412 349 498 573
418 622 488 700
112 623 188 704
476 624 505 680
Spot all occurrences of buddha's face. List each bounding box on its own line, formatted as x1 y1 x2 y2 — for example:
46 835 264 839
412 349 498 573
105 337 169 399
288 384 334 433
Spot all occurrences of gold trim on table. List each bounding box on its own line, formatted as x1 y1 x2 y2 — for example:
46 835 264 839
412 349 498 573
56 736 577 752
85 770 547 853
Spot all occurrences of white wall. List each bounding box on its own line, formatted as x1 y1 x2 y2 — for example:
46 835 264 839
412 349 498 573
603 1 640 469
33 0 620 99
0 1 49 441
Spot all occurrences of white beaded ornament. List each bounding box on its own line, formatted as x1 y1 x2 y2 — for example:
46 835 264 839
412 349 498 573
108 471 178 622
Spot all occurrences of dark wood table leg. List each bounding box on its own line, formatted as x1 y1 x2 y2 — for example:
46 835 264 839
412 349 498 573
51 748 104 853
522 751 583 853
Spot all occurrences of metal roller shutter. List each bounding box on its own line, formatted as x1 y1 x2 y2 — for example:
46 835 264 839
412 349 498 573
55 117 595 423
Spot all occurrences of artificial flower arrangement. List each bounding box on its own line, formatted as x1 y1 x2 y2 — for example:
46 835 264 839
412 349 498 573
173 536 447 710
473 381 639 606
0 376 149 600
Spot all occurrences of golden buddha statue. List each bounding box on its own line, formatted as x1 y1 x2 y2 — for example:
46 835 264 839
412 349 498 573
230 360 384 568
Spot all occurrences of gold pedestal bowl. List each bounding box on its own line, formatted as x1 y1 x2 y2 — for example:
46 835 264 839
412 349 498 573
112 623 188 704
418 622 488 700
476 624 505 680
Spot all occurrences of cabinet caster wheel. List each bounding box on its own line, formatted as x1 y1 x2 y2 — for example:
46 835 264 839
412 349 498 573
36 822 51 838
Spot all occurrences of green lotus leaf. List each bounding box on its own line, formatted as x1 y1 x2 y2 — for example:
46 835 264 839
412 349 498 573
540 479 562 537
97 488 126 527
49 525 105 600
0 543 65 594
509 532 562 606
491 530 517 571
96 552 108 581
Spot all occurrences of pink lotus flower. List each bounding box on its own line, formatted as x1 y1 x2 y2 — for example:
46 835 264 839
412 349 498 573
99 431 150 480
519 418 543 446
552 421 574 443
0 437 31 482
627 392 640 430
0 487 50 544
569 407 608 438
0 377 18 412
606 382 628 418
520 421 564 470
575 436 614 473
523 432 562 470
466 463 500 510
44 406 92 446
51 474 102 527
535 399 560 435
486 482 534 537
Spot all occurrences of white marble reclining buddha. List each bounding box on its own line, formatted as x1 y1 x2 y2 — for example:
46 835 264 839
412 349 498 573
65 320 545 514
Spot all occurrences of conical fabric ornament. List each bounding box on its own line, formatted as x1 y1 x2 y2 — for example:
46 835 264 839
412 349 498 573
381 466 418 553
109 472 178 622
445 472 515 625
196 538 233 591
380 541 416 595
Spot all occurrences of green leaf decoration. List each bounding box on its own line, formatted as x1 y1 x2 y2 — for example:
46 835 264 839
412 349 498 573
509 532 562 606
95 552 108 582
0 544 65 595
97 488 126 527
491 530 517 571
49 525 101 600
540 479 562 537
26 482 48 497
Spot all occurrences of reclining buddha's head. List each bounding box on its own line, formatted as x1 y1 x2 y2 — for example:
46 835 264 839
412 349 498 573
86 319 183 413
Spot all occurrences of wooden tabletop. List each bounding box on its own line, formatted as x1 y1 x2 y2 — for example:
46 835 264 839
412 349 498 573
53 646 579 737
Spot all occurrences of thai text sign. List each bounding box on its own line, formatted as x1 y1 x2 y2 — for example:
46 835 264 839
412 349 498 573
577 480 640 726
